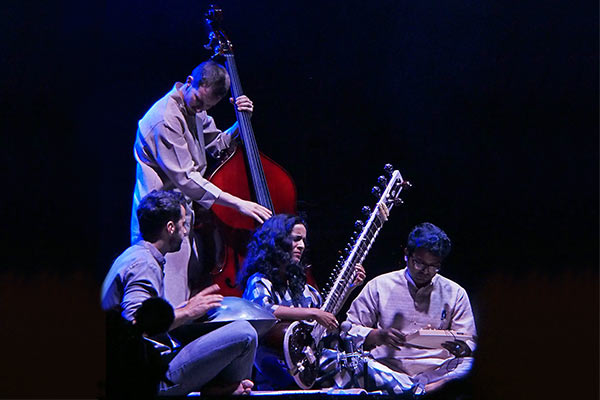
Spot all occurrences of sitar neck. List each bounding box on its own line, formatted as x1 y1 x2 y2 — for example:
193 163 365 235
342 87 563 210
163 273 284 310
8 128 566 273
312 167 410 342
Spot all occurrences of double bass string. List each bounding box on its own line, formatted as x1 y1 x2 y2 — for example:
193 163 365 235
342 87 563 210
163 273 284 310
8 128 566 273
225 54 274 211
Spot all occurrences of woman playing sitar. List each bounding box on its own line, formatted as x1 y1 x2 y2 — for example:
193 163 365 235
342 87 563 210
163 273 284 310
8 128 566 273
239 214 365 390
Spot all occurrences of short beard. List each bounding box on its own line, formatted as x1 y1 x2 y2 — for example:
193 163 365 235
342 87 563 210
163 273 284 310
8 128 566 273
170 236 184 253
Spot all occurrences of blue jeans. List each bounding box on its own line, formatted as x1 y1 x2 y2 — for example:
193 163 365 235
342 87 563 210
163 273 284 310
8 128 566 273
159 320 258 396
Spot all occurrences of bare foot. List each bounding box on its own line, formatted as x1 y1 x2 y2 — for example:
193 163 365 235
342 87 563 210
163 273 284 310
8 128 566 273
424 378 448 393
232 379 253 395
203 379 254 396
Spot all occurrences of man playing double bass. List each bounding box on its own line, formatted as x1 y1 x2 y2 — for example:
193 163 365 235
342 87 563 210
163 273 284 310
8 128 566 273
131 60 272 307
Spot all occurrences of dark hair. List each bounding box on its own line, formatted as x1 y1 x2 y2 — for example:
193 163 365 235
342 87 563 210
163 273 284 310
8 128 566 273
406 222 452 260
134 297 174 336
239 214 307 302
190 60 230 99
137 190 186 242
106 298 172 397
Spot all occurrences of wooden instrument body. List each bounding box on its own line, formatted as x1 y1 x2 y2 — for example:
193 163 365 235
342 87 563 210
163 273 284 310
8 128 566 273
260 320 292 358
196 149 297 297
211 149 297 230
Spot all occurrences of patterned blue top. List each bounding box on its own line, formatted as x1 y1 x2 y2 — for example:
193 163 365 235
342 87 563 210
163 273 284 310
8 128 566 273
243 272 322 313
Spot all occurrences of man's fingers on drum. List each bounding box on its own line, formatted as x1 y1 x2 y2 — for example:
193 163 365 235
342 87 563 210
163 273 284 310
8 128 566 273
207 301 222 309
192 293 223 303
198 284 221 295
204 294 224 303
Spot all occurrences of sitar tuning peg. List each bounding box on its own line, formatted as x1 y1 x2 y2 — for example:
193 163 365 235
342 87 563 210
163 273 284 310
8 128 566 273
355 220 364 230
384 164 394 175
361 206 371 216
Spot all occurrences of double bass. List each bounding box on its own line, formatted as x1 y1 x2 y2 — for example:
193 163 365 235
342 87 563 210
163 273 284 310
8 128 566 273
198 6 310 296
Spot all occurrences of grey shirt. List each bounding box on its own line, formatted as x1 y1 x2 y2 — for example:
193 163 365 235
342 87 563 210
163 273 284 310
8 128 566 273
101 241 166 321
130 83 237 243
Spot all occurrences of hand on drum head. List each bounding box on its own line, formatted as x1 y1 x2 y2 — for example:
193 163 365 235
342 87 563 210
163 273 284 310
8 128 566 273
182 284 224 320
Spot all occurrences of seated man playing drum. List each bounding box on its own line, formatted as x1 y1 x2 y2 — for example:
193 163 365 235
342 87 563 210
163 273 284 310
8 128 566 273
102 190 257 396
344 222 477 395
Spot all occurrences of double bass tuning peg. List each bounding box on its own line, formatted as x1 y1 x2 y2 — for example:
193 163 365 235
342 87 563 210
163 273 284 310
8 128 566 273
384 164 394 175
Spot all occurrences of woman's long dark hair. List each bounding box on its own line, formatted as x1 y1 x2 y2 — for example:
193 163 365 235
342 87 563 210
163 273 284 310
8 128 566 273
239 214 308 303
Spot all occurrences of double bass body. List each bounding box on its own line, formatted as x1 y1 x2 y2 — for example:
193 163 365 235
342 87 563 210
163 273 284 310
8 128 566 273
204 150 298 296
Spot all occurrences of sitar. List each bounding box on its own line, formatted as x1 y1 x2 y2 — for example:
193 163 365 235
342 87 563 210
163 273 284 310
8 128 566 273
282 164 411 389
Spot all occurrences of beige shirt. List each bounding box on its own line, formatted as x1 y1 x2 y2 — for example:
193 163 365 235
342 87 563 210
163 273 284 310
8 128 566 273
131 83 237 243
345 268 477 377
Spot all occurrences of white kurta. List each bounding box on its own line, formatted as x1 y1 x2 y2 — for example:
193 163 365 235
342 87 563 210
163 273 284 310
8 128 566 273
345 268 476 393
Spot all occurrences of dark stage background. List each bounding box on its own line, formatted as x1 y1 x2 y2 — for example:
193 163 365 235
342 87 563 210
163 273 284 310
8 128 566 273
1 0 598 398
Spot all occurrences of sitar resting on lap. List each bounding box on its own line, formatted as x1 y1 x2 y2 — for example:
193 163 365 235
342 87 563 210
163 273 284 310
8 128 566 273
265 164 411 389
